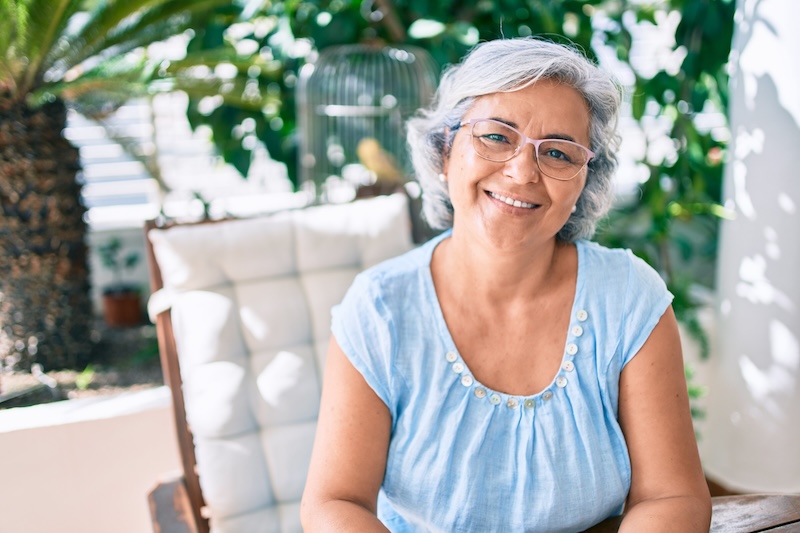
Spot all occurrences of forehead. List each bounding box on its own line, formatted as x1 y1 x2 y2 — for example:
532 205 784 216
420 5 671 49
466 79 591 137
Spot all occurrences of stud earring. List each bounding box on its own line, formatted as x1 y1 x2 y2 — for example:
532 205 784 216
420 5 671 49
571 205 577 213
438 173 446 183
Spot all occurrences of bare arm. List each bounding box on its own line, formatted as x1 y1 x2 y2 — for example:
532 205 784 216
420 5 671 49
300 337 392 532
617 306 711 532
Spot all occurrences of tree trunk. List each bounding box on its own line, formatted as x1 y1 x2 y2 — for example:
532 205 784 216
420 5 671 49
0 93 94 371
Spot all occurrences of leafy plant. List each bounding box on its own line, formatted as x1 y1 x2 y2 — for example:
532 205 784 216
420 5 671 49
595 0 736 357
189 1 733 359
97 237 141 294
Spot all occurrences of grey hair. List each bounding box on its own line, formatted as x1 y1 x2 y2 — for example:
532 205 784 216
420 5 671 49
406 37 622 242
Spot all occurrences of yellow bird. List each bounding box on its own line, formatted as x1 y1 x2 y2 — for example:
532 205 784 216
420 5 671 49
356 137 406 187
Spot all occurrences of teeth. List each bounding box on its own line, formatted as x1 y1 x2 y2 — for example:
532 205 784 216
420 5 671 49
488 191 536 209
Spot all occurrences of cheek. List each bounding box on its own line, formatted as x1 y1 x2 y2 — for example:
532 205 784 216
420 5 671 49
448 147 496 181
447 135 489 173
570 176 588 205
547 181 585 212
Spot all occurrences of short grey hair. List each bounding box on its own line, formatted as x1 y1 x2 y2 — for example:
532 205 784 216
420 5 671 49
406 37 622 242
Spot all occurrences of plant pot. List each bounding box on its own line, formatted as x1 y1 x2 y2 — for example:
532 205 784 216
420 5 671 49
102 290 142 327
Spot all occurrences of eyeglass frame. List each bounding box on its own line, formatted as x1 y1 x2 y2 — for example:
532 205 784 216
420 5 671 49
454 118 596 181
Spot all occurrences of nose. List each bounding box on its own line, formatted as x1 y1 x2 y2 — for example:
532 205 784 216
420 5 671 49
503 142 542 184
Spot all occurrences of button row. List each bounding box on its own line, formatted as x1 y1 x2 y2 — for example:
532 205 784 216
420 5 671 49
444 306 590 411
552 309 588 391
444 349 558 408
473 387 544 409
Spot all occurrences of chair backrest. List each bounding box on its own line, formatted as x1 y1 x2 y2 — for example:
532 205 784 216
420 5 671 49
145 194 414 532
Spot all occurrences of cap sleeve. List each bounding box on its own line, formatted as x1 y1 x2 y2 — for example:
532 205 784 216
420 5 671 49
620 250 674 368
331 271 396 415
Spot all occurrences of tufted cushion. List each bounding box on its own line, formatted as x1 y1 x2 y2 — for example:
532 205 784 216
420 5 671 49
147 194 413 532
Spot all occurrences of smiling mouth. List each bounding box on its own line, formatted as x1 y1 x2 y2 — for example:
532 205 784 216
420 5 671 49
487 191 539 209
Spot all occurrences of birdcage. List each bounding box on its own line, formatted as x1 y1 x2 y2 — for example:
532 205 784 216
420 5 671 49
297 43 438 200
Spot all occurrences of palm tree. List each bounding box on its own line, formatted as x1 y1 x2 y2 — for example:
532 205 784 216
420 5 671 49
0 0 272 371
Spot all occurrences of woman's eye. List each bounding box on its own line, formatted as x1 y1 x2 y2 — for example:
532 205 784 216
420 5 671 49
482 133 510 144
544 148 570 162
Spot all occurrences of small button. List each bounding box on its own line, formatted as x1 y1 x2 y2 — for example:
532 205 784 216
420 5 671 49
461 375 474 387
542 390 553 401
566 343 578 355
571 325 583 337
489 393 502 405
576 309 588 321
446 351 458 363
474 387 487 398
507 398 519 408
452 362 464 374
523 399 535 409
556 376 568 388
562 361 575 372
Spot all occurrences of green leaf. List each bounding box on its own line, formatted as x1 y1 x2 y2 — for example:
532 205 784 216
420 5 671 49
75 364 96 391
124 252 140 269
632 87 646 121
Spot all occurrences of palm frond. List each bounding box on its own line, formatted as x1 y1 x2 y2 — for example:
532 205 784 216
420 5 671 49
164 49 283 78
50 0 233 78
89 0 236 60
68 0 166 58
43 0 165 76
0 0 31 89
28 46 276 114
0 0 26 58
18 0 84 93
27 51 154 109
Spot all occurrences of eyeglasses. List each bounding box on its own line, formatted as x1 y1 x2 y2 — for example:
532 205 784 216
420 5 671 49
457 118 595 181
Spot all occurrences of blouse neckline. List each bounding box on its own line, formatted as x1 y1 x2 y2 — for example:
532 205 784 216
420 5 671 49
421 231 588 405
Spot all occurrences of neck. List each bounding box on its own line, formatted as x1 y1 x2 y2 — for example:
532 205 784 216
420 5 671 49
437 227 566 305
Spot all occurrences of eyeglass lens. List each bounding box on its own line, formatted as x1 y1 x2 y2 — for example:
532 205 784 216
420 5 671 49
470 120 589 180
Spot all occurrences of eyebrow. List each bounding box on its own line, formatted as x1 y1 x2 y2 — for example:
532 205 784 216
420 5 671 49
487 116 579 143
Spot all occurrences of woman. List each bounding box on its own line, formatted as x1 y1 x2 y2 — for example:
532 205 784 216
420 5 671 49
301 38 711 532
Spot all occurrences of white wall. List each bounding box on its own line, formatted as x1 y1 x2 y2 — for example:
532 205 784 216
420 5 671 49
0 387 181 533
705 0 800 492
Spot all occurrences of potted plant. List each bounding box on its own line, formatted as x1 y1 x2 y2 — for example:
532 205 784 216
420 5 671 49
98 237 142 327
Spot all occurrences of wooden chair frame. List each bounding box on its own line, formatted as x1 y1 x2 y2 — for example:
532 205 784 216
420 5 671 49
145 219 208 533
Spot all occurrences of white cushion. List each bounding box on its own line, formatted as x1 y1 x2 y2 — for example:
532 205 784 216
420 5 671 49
148 194 413 532
250 345 321 427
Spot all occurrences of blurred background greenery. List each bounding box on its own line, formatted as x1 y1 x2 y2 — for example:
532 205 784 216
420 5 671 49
0 0 734 372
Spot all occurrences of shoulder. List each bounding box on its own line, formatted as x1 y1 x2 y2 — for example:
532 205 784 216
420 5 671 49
577 240 667 293
578 241 673 366
350 231 444 301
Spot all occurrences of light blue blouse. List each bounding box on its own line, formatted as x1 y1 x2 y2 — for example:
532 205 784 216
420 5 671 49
331 230 673 532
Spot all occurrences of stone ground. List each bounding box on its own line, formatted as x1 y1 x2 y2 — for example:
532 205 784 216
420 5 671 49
0 321 164 410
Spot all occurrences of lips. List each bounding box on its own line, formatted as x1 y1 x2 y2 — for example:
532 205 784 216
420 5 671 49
487 191 539 209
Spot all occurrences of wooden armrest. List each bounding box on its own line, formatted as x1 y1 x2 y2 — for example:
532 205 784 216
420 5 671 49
710 494 800 532
582 494 800 533
148 474 200 533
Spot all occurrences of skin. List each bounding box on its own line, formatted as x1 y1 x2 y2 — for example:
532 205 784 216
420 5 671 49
301 79 711 532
